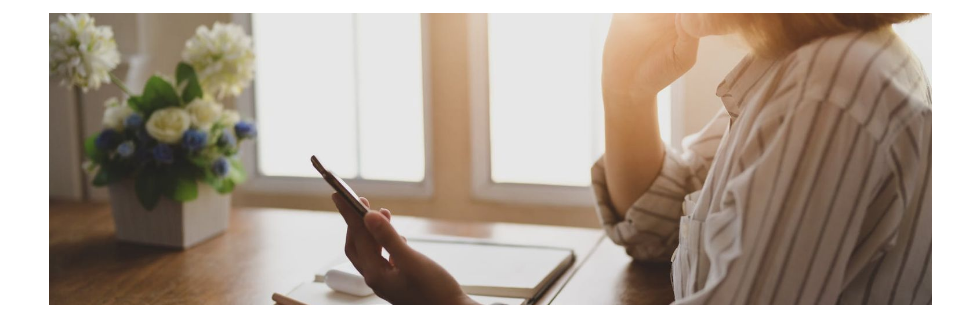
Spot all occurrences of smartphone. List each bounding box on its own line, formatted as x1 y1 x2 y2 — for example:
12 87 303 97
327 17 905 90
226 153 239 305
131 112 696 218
311 155 369 217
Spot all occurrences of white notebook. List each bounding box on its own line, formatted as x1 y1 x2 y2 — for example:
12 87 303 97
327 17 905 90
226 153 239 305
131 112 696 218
286 281 528 305
315 238 575 303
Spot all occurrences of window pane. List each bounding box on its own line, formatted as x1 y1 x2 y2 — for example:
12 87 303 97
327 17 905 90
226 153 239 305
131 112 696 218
356 14 425 182
893 15 931 80
488 13 670 187
253 13 358 178
252 14 425 182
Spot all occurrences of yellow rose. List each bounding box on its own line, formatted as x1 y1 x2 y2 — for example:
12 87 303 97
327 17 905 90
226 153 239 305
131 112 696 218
186 98 222 130
218 109 241 128
145 107 191 144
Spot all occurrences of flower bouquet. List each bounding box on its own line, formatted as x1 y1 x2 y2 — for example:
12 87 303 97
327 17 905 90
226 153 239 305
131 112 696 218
51 13 257 247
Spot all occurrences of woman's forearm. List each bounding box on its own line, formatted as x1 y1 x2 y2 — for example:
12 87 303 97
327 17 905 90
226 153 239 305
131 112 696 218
602 92 666 216
599 14 697 216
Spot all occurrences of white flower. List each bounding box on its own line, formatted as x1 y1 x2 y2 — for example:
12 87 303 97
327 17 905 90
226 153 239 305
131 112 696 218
182 22 255 99
145 107 191 144
49 13 121 92
101 97 132 131
82 159 97 173
218 109 241 128
186 98 222 130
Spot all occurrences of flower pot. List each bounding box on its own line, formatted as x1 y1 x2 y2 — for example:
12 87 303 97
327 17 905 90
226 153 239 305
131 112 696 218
108 179 230 248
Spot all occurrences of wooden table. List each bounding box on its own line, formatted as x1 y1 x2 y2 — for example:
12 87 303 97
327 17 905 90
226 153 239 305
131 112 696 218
49 201 673 304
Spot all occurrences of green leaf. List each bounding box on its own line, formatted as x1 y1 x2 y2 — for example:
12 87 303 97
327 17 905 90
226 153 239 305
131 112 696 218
127 96 142 110
135 170 161 210
222 145 239 157
203 170 218 185
216 179 236 194
103 162 132 185
158 169 178 200
176 62 194 86
139 76 180 113
92 167 109 186
188 154 212 169
207 176 235 194
172 178 198 202
227 158 247 185
177 160 199 177
83 133 105 162
176 62 203 102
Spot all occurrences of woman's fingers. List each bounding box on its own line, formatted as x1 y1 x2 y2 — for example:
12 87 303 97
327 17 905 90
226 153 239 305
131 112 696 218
332 193 360 225
333 194 408 289
349 215 391 275
364 211 414 258
333 193 389 272
671 14 700 71
345 227 357 259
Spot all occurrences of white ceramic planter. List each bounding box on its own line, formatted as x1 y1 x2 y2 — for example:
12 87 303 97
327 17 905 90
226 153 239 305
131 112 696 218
108 179 230 248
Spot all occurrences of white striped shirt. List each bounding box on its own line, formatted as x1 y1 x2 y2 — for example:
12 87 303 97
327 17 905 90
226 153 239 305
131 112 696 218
591 28 931 304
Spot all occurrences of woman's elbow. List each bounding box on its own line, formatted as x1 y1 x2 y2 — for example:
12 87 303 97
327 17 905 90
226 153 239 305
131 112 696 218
623 243 674 262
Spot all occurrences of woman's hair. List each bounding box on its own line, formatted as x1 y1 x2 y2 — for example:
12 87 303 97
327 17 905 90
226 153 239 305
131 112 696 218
712 13 928 58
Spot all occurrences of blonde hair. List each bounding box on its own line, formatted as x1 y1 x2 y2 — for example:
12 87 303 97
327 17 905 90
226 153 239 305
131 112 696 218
711 13 928 58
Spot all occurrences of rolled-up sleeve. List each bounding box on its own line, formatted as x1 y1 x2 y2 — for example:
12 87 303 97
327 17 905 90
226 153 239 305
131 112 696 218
591 108 729 261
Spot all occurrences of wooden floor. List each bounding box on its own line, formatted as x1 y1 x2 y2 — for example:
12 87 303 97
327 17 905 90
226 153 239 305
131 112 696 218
49 201 673 304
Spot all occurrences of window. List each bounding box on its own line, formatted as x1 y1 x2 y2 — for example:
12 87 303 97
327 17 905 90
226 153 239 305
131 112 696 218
893 14 932 80
240 13 431 196
470 14 675 205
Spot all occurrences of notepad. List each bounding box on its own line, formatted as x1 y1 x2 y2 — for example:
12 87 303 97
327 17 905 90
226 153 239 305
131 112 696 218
284 281 528 305
412 239 574 299
316 238 575 303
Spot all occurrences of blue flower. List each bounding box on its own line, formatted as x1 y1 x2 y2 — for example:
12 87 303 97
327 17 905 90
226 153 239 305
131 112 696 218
152 144 174 164
124 113 143 130
116 140 135 158
182 129 208 152
95 129 122 150
217 129 237 147
212 157 230 177
234 121 257 139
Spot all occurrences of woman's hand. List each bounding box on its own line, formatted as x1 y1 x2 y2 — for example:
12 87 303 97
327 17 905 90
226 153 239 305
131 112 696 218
602 13 699 103
332 194 478 305
601 14 699 217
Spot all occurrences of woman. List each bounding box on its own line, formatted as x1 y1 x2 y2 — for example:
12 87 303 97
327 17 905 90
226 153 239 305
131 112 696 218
332 13 932 304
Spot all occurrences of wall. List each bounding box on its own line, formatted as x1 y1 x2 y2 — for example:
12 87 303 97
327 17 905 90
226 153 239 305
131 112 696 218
232 14 747 228
49 13 746 228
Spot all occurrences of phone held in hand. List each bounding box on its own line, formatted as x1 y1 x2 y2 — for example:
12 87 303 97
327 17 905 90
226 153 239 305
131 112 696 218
311 155 369 217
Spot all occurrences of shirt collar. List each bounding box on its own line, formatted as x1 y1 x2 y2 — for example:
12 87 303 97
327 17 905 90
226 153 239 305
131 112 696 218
716 55 778 116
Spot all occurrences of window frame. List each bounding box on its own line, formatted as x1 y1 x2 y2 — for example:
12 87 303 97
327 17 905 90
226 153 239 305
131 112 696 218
467 13 685 207
234 13 435 198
